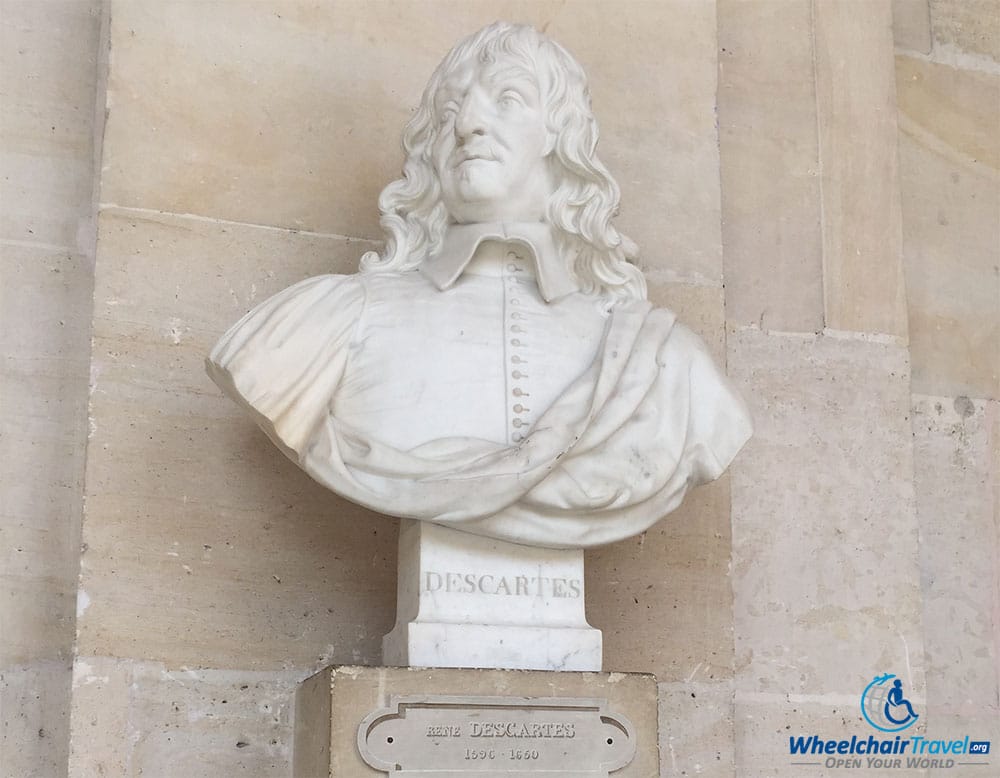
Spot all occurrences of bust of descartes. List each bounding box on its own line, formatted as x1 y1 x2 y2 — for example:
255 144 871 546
207 22 752 549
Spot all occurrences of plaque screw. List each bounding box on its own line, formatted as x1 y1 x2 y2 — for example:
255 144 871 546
387 737 394 744
606 738 614 745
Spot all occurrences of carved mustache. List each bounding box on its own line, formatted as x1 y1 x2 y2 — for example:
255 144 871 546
452 144 502 168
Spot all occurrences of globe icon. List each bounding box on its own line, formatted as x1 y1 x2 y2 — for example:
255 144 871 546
861 674 918 733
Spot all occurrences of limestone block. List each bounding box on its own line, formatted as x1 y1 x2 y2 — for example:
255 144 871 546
929 0 1000 62
1 561 73 667
0 245 94 362
901 132 999 399
68 656 299 778
100 0 721 282
647 281 725 363
911 396 998 718
728 329 923 695
659 680 735 777
1 245 92 667
814 0 908 338
896 55 999 399
294 665 659 776
896 56 998 172
921 712 1000 778
588 476 733 683
77 209 397 669
67 657 130 777
718 0 824 333
1 4 102 776
892 0 933 53
576 0 722 285
0 660 72 778
0 0 101 248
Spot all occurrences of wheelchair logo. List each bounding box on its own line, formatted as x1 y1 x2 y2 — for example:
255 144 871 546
861 673 919 732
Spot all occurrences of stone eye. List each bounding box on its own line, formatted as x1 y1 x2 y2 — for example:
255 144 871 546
498 90 522 108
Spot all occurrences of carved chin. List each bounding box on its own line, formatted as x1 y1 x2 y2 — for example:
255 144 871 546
453 172 506 203
455 160 501 186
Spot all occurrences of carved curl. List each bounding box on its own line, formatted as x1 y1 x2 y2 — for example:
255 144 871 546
359 22 646 302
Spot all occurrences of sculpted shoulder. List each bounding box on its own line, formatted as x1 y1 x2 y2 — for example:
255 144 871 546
205 272 367 458
356 268 439 299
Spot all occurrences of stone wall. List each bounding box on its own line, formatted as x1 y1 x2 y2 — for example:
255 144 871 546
0 1 995 777
68 3 735 773
720 4 919 775
894 0 1000 769
0 2 102 776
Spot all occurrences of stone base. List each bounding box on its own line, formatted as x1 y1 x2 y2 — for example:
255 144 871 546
383 520 603 671
293 665 660 777
384 622 602 671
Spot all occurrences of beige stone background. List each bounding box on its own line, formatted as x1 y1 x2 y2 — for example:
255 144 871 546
0 0 996 776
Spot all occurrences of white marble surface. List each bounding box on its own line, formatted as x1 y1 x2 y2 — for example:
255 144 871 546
383 521 602 671
206 21 751 672
206 23 752 551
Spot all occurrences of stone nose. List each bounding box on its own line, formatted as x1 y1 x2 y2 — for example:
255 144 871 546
454 88 490 142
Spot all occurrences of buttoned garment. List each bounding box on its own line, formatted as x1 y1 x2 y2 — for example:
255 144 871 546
335 241 608 451
207 225 753 548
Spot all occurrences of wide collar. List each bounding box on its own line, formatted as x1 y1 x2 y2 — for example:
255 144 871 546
420 222 579 302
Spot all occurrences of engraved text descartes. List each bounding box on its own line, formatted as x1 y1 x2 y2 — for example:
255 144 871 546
422 571 582 598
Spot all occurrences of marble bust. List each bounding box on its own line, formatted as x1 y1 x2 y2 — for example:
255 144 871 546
207 22 752 550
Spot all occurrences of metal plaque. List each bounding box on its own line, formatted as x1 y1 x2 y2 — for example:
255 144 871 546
357 694 636 775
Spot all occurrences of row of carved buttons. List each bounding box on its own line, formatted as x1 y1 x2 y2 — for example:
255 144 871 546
506 251 530 442
510 353 530 441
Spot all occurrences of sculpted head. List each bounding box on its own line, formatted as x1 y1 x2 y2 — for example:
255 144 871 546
432 40 555 225
360 22 645 300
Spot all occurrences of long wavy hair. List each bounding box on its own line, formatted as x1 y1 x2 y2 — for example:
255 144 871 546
359 22 646 301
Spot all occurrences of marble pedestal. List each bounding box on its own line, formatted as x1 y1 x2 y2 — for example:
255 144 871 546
293 665 660 777
383 520 602 671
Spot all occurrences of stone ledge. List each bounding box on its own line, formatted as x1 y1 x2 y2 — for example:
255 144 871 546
294 665 660 776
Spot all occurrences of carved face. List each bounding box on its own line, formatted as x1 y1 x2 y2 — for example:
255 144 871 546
432 60 555 224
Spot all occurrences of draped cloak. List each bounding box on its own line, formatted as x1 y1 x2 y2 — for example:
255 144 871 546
206 267 753 549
